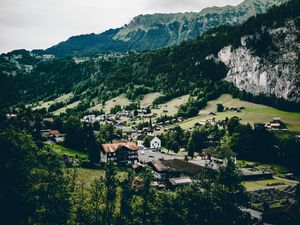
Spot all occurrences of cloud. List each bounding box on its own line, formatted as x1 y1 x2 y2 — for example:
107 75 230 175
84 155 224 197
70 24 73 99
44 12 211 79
143 0 243 13
0 0 244 53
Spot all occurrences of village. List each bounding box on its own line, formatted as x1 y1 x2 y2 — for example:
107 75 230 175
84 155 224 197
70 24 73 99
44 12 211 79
5 97 299 224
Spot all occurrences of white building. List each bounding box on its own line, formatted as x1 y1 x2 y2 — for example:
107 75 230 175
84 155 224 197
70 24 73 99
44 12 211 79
137 135 161 150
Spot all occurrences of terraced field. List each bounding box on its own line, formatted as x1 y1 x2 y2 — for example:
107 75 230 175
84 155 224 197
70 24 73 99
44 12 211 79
178 94 300 132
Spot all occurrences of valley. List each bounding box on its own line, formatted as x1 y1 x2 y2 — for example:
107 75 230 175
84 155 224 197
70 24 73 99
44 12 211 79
1 1 300 225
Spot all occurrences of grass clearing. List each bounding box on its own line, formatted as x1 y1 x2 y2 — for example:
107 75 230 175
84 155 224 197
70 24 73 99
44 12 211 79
178 94 300 132
152 95 189 117
51 144 88 159
32 93 73 110
52 100 81 115
242 179 294 190
140 92 163 106
88 92 189 118
237 160 290 178
89 94 131 113
76 168 105 188
76 168 127 190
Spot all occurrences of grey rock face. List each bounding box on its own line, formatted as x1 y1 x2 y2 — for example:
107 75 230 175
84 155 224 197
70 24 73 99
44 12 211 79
218 19 300 102
113 0 287 50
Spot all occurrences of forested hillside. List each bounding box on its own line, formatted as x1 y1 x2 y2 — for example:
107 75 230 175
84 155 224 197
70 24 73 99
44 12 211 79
0 0 299 112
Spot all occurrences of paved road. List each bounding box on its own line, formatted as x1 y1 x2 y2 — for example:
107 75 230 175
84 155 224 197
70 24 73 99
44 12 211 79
138 149 182 163
138 150 221 170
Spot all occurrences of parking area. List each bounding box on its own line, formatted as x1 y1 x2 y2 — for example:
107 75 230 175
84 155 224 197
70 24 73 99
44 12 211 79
138 150 220 170
138 149 183 163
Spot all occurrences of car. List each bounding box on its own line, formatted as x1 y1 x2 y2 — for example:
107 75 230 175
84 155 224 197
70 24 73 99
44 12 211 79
140 150 145 155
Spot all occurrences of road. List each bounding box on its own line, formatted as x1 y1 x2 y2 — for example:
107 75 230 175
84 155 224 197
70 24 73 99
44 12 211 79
138 149 182 163
138 149 221 170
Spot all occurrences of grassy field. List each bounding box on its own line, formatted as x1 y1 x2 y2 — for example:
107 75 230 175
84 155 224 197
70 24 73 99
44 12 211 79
76 168 105 187
242 179 295 190
178 94 300 132
52 100 81 115
75 168 127 191
32 93 73 110
88 92 189 118
51 144 88 159
140 92 163 106
237 160 290 178
89 94 131 113
152 94 189 117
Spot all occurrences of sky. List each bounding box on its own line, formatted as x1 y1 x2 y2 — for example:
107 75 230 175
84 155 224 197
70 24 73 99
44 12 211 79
0 0 243 53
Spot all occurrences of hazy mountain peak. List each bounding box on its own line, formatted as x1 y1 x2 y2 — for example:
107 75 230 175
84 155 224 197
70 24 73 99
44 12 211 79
46 0 288 56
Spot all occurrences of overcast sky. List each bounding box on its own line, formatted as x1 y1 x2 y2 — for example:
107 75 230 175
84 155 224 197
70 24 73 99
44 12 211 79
0 0 243 53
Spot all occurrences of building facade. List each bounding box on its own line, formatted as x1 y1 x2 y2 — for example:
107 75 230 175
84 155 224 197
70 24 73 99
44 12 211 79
101 142 139 164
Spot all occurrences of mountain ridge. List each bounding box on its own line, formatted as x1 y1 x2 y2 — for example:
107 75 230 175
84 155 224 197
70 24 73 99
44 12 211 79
0 0 299 112
45 0 287 57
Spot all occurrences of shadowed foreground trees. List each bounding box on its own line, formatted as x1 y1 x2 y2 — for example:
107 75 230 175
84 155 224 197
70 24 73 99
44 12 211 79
0 128 74 225
1 128 252 225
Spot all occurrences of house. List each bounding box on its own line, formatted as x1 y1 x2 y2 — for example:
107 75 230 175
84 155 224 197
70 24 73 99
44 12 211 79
53 135 65 143
201 148 237 165
101 142 139 164
150 159 207 180
265 116 286 130
137 135 161 150
41 129 61 139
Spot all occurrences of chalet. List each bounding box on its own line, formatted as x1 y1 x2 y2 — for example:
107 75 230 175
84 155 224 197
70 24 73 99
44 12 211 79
150 159 207 180
101 142 139 164
137 135 161 150
201 148 237 165
265 116 286 130
41 129 61 138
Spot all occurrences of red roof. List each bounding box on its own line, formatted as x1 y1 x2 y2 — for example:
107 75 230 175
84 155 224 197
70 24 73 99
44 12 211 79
102 142 139 153
48 130 60 136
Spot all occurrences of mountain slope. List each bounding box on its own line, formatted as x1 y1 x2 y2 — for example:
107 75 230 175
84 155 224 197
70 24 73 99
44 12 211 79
0 0 299 112
46 0 287 57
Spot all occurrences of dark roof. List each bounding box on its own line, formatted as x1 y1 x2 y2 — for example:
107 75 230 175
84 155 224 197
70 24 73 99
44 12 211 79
151 159 205 175
168 177 192 186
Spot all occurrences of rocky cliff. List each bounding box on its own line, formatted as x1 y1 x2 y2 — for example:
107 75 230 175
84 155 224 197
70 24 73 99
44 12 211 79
218 18 300 102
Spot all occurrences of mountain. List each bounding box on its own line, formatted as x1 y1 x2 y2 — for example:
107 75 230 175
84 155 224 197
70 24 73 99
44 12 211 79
0 0 299 112
45 0 287 57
